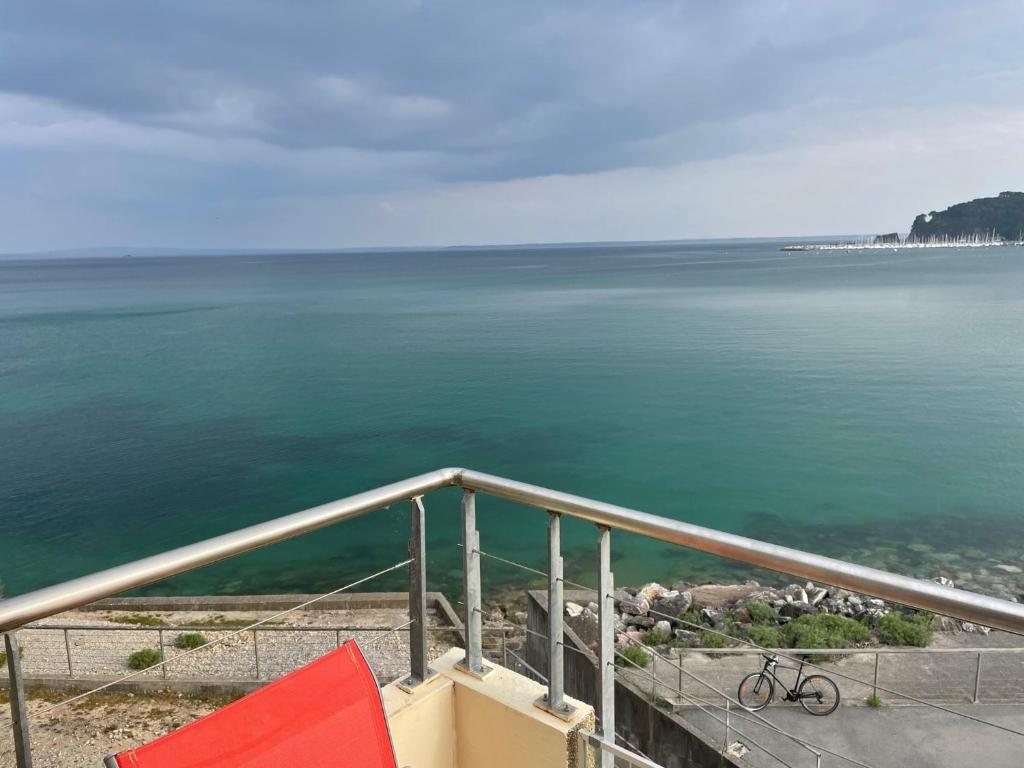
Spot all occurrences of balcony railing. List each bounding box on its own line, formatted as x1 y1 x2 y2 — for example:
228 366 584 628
4 467 1024 768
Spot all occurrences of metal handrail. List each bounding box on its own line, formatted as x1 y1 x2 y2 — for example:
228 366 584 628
3 467 1024 633
577 730 664 768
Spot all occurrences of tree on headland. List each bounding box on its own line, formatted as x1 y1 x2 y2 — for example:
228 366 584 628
909 191 1024 241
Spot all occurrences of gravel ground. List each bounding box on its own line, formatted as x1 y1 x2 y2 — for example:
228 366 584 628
1 605 456 767
17 606 454 685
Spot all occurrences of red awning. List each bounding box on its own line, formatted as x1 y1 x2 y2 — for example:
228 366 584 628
110 641 397 768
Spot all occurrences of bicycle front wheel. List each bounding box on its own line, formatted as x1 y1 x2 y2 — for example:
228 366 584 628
738 672 774 711
798 674 840 715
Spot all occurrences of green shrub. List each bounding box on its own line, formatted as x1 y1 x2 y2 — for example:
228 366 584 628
877 612 933 647
782 614 869 650
127 648 162 671
747 625 783 648
866 694 882 708
0 645 24 669
745 601 776 624
110 614 168 627
697 630 729 648
677 610 702 628
174 632 208 650
644 628 671 646
616 645 651 669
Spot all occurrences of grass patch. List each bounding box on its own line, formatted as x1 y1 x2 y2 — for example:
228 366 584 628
877 611 933 647
616 645 651 669
127 648 162 670
677 610 702 628
184 615 285 629
174 632 208 650
745 601 776 624
109 614 169 627
746 625 783 648
866 694 882 708
0 645 24 669
643 627 672 646
697 630 729 648
782 614 869 656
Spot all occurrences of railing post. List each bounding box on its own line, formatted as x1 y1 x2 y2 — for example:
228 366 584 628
399 496 436 691
597 526 615 768
456 490 489 678
974 652 982 704
536 511 575 717
4 631 33 768
63 628 73 678
723 698 731 754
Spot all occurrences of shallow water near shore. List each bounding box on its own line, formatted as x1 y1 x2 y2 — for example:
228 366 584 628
2 242 1024 601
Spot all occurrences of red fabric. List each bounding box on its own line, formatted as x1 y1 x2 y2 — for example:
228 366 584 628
113 641 397 768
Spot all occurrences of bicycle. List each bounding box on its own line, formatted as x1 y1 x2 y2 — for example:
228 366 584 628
737 653 840 716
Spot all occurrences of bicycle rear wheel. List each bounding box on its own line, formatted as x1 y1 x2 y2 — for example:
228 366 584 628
737 672 774 711
798 674 840 715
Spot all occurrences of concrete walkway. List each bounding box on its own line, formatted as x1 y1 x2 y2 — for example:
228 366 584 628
676 703 1024 767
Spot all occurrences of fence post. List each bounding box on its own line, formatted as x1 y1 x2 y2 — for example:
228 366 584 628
597 525 615 768
158 629 167 680
456 490 489 678
63 628 73 678
974 652 982 704
4 631 33 768
872 652 879 699
536 511 575 718
252 630 260 680
399 496 436 691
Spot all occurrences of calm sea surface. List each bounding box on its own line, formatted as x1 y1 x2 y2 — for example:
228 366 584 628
2 242 1024 598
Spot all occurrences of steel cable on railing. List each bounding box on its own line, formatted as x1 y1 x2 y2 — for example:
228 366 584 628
467 546 898 766
467 542 1024 741
471 606 799 768
18 559 414 718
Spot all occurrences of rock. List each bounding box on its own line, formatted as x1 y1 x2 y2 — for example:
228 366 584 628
785 594 794 604
848 595 863 607
797 589 809 604
810 588 828 606
653 620 672 636
619 595 650 616
779 601 816 619
625 615 656 630
867 598 885 609
933 576 955 588
587 602 599 614
565 601 584 618
994 564 1023 574
732 607 751 623
805 581 815 591
638 582 668 601
650 590 693 619
933 616 959 632
673 629 698 644
700 607 725 627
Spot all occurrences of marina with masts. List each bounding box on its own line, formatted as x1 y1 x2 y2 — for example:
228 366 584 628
782 231 1024 251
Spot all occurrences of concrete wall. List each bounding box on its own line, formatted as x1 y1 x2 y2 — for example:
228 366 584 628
526 591 738 768
383 648 595 768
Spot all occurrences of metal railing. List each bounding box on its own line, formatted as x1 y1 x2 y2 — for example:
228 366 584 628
5 467 1024 768
577 730 663 768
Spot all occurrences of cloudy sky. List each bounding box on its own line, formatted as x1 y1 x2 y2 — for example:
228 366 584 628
2 0 1023 251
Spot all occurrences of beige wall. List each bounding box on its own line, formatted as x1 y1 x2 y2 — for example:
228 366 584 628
383 649 595 768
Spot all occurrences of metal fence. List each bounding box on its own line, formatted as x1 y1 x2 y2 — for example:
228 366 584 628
5 467 1024 768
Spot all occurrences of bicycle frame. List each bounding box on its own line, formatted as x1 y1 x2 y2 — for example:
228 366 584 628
755 657 819 702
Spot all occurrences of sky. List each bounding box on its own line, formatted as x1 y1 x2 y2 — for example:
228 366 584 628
2 0 1023 252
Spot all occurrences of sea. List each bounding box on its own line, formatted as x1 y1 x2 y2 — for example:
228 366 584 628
2 241 1023 600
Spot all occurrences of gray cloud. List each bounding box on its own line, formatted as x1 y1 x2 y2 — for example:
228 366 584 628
1 0 1022 250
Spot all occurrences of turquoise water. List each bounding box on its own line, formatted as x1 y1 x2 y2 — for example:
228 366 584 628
2 243 1024 599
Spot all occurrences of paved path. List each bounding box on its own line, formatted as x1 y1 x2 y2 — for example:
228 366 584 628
677 703 1024 767
626 631 1024 708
